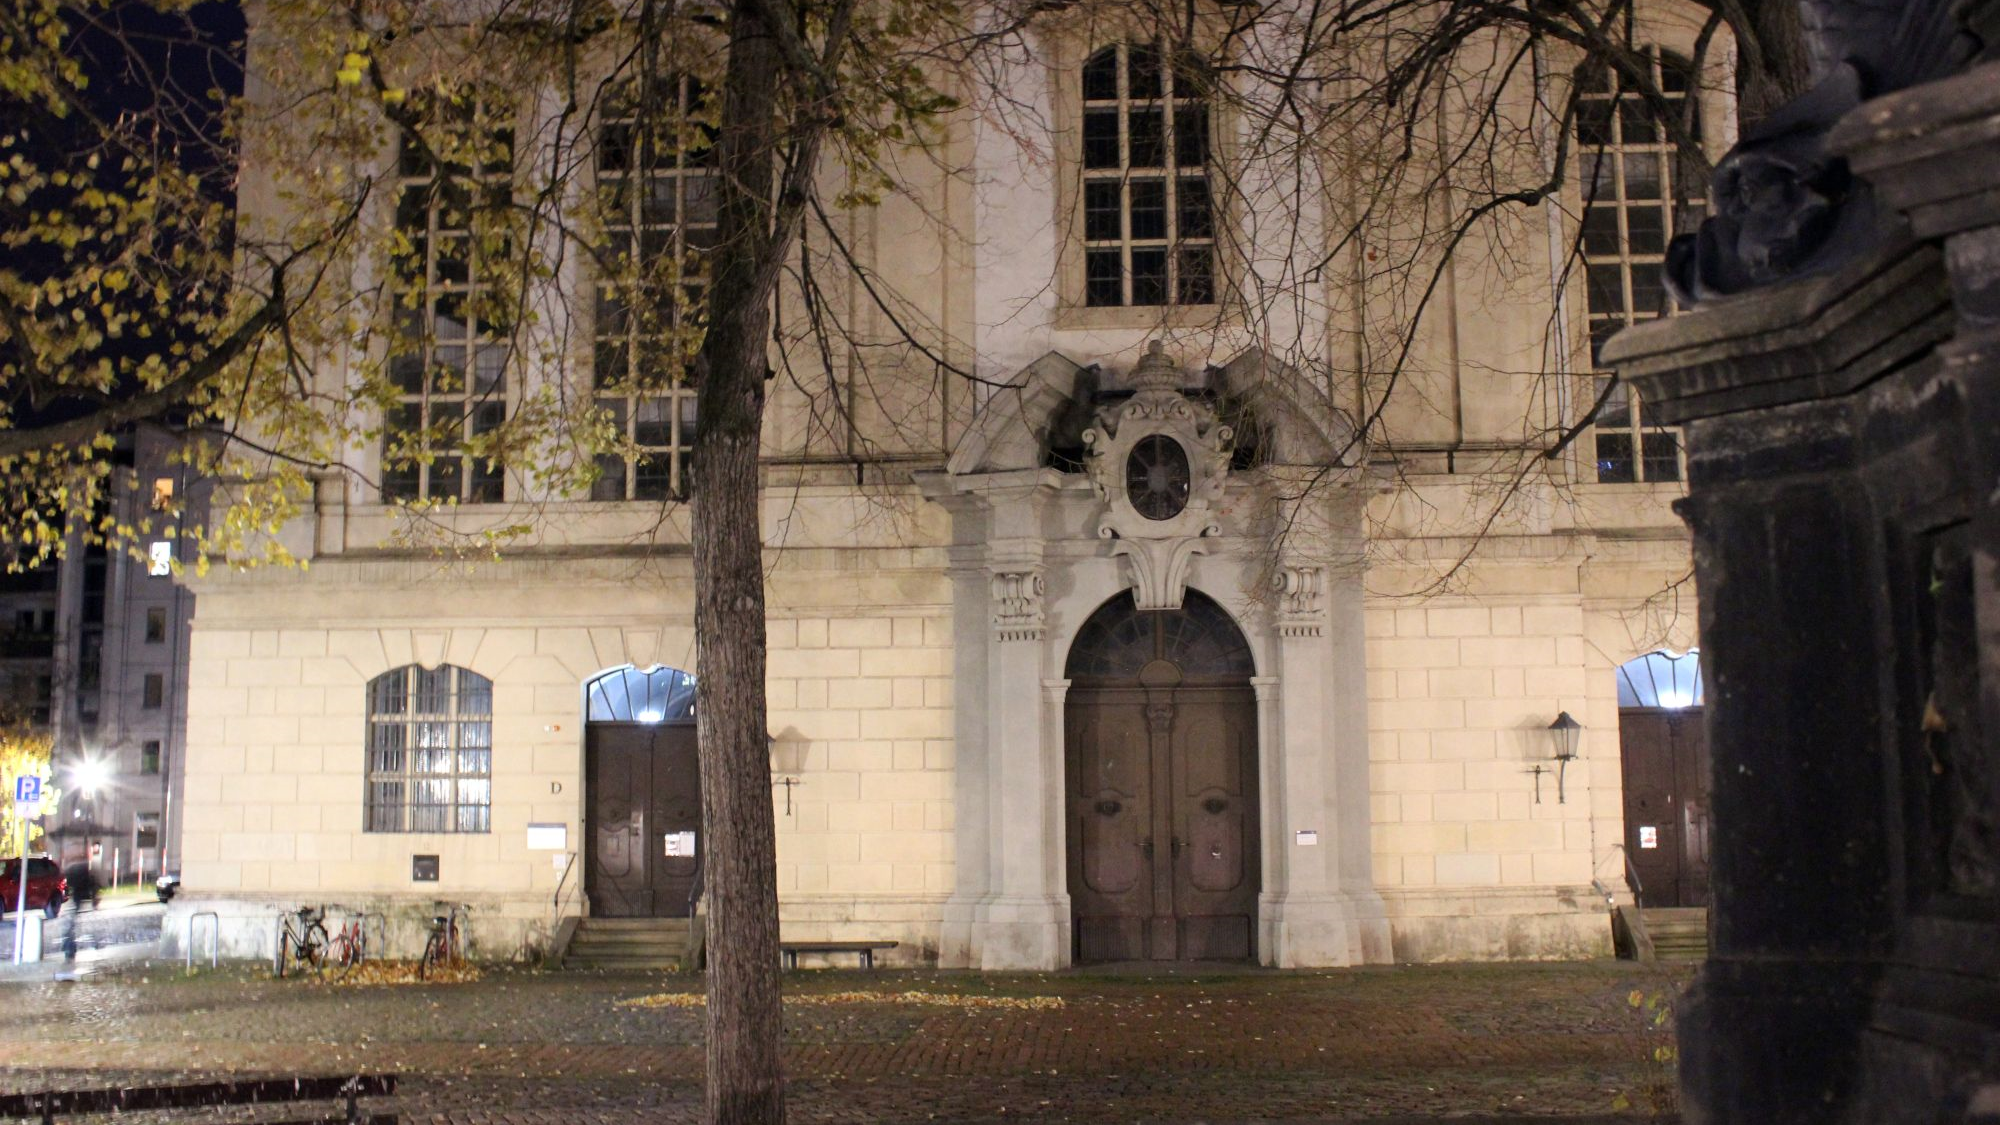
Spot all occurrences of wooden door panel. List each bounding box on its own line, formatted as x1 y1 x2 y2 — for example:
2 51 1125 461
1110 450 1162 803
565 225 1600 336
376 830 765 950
587 722 703 919
1179 914 1253 961
1069 682 1258 963
1671 713 1712 908
1067 691 1152 961
1171 694 1258 942
1621 709 1714 909
587 729 652 917
651 724 701 917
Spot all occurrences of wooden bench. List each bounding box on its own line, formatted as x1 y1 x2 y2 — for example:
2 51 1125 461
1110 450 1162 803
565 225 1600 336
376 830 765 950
780 940 899 970
0 1074 397 1124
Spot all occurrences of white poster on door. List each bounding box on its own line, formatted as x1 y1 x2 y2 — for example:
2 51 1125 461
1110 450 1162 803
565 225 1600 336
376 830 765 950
1639 826 1659 849
664 831 697 857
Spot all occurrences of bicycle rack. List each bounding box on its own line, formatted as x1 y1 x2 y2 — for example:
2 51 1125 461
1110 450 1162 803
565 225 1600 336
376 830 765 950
185 912 219 971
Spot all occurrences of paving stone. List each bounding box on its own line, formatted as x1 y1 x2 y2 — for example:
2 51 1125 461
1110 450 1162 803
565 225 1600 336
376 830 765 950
0 960 1688 1122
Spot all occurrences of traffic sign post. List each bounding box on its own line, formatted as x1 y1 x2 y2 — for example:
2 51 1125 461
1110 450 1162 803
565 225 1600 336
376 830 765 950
12 775 42 964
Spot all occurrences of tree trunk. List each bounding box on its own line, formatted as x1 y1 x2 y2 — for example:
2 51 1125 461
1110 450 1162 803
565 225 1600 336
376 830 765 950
1734 0 1813 127
691 0 786 1121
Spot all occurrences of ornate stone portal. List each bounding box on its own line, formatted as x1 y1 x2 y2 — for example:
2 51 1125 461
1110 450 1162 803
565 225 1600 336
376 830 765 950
918 343 1390 972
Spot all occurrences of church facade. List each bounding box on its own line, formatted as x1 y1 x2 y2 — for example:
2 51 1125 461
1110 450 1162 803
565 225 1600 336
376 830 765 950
172 1 1721 968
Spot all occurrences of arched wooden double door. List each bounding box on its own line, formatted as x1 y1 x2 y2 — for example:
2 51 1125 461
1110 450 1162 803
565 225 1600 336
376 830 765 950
1065 591 1260 962
585 666 702 918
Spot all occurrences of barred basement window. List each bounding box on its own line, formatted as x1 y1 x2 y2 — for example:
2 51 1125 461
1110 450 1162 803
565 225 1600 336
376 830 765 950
1576 47 1703 483
384 91 515 503
1081 43 1215 308
591 77 711 500
365 665 493 834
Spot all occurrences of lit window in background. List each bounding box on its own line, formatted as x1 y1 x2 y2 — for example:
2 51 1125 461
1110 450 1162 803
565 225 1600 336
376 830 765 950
150 477 174 511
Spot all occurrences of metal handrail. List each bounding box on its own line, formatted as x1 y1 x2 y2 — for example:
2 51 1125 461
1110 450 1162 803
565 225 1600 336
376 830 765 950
686 862 704 917
552 851 577 914
185 911 218 970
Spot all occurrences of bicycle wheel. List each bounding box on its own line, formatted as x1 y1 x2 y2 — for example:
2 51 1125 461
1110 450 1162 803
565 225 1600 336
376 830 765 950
302 921 329 978
325 932 356 976
418 932 445 980
276 927 293 979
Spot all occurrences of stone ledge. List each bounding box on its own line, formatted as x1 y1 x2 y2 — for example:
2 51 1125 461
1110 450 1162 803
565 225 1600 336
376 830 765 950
1603 244 1952 426
1833 59 2000 239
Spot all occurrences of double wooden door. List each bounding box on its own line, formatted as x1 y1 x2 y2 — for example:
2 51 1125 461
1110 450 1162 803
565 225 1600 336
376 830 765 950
586 722 702 917
1620 709 1711 908
1066 679 1260 962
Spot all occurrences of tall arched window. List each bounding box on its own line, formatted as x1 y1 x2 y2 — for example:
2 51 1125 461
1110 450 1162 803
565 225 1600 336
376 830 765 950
365 664 494 833
1080 43 1215 307
383 89 514 503
592 76 712 500
1576 47 1704 483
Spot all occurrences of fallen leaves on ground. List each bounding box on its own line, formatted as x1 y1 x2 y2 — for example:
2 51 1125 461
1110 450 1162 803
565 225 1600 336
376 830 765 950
322 959 484 986
615 990 1064 1010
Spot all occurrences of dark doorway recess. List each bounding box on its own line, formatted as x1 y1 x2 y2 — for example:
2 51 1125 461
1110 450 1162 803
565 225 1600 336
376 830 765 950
1064 590 1260 962
584 666 702 918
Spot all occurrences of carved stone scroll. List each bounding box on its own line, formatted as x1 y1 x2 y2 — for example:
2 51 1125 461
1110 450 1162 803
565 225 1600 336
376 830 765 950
991 569 1046 642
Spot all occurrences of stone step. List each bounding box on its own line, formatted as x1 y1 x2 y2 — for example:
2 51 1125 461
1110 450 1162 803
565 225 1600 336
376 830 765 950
560 918 696 970
564 957 691 971
1640 907 1708 962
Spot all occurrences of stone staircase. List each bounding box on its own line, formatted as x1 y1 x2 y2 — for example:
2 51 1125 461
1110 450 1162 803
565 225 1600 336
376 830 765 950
1642 907 1709 962
559 917 697 971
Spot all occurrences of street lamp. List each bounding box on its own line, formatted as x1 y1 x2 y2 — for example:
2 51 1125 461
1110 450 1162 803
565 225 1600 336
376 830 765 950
1547 712 1582 804
67 755 109 873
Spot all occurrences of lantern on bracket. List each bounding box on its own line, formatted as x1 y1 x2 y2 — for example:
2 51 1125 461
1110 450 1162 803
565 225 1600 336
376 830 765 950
1547 711 1582 804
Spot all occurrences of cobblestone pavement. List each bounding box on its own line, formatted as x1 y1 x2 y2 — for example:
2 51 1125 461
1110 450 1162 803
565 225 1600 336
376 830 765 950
0 960 1688 1122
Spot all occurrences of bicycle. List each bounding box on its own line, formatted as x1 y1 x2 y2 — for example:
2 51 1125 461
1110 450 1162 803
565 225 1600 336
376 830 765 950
275 905 328 979
417 902 470 980
323 909 370 976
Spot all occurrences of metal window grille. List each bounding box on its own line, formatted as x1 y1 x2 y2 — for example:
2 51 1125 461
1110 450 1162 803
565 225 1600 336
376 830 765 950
383 91 515 504
1576 48 1704 483
1080 43 1216 308
365 665 494 834
591 77 710 500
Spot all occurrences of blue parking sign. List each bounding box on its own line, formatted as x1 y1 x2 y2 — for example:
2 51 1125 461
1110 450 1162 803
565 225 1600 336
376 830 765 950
12 776 40 815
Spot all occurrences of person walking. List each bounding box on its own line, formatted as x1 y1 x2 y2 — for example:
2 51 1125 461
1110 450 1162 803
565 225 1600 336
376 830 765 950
60 853 98 964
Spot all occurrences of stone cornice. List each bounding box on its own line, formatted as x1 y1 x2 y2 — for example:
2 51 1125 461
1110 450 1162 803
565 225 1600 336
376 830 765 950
1602 243 1952 425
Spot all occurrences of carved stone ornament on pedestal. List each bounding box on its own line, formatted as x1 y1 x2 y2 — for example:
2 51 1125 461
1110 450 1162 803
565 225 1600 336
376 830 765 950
1082 341 1233 611
990 569 1046 642
1275 565 1324 638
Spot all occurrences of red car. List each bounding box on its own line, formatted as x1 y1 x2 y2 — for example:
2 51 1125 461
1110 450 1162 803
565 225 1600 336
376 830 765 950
0 857 66 918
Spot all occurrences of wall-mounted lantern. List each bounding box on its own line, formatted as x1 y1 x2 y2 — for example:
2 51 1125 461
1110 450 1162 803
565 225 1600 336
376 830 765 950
1548 711 1582 804
769 734 805 816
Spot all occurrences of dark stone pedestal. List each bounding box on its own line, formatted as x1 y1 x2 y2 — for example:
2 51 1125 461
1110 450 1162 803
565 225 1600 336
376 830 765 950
1604 57 2000 1125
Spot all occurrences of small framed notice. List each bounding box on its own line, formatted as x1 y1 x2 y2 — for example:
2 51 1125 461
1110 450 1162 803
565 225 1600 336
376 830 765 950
412 854 440 882
1295 829 1319 847
526 823 567 851
1638 826 1659 850
665 831 697 858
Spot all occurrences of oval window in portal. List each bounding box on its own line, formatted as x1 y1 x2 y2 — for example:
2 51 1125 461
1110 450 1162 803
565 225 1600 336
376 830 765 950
1126 434 1191 520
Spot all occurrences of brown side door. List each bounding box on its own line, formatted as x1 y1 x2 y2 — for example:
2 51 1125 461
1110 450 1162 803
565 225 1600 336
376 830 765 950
1620 709 1711 908
586 722 702 918
1067 681 1258 961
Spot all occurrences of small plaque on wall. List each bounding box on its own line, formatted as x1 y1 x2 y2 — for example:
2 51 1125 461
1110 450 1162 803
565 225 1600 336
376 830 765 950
526 823 567 850
412 854 440 882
